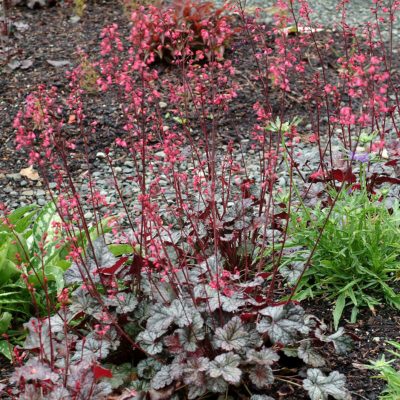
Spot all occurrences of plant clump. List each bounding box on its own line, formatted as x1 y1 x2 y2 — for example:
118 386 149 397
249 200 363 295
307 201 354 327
8 237 352 399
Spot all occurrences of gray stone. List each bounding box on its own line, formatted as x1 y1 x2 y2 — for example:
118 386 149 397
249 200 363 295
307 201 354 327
6 173 21 181
124 161 135 168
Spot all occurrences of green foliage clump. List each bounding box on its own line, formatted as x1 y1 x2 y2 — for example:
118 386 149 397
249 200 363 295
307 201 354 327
367 341 400 400
0 202 72 358
284 188 400 328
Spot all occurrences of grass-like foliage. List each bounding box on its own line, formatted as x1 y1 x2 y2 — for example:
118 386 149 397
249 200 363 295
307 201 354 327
367 341 400 400
286 188 400 328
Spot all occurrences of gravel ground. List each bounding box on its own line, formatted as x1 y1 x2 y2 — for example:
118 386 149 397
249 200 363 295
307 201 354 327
233 0 400 30
0 0 399 213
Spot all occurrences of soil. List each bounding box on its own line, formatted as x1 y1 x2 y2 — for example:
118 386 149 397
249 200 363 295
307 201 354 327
0 1 400 399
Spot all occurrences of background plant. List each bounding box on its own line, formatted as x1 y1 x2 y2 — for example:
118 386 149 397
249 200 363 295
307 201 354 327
127 0 234 63
0 202 69 359
282 183 400 328
0 201 111 360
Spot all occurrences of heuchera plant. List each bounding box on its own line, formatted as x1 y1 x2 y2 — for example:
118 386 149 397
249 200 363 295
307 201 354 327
128 0 234 63
9 237 352 399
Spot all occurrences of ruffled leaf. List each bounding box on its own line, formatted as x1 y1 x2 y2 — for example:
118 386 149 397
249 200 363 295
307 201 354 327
303 369 350 400
214 317 248 351
248 364 274 388
257 304 309 344
298 340 326 367
208 352 242 384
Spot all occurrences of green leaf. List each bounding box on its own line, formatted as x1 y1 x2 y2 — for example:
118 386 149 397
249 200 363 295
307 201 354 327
108 243 138 257
32 201 57 243
0 340 12 360
44 262 67 294
14 209 39 234
0 312 12 334
8 204 38 226
333 293 346 330
4 234 29 265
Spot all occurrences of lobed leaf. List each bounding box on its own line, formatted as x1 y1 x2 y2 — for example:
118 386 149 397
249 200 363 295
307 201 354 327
303 369 350 400
208 352 242 384
257 303 309 344
214 316 249 351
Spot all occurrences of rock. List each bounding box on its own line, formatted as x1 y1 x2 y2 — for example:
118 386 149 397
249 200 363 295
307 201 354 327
21 190 34 196
20 180 28 187
84 212 93 219
96 152 107 159
27 0 48 9
6 173 21 182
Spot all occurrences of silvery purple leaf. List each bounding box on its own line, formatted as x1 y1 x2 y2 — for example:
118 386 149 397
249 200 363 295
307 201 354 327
208 352 242 384
248 364 274 388
214 317 248 351
136 330 164 355
298 340 326 367
105 292 138 314
206 376 229 393
137 359 163 380
315 327 353 355
11 359 59 384
303 369 350 400
257 304 309 344
245 347 280 366
151 365 174 390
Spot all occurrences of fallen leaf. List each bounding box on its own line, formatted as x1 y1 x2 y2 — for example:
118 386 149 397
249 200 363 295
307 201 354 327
13 21 29 32
93 364 113 380
20 59 33 70
68 114 76 124
7 60 21 70
46 60 71 68
20 165 40 181
69 15 81 24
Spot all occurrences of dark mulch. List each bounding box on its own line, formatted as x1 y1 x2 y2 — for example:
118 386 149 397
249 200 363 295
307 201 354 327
306 301 400 400
1 1 399 399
